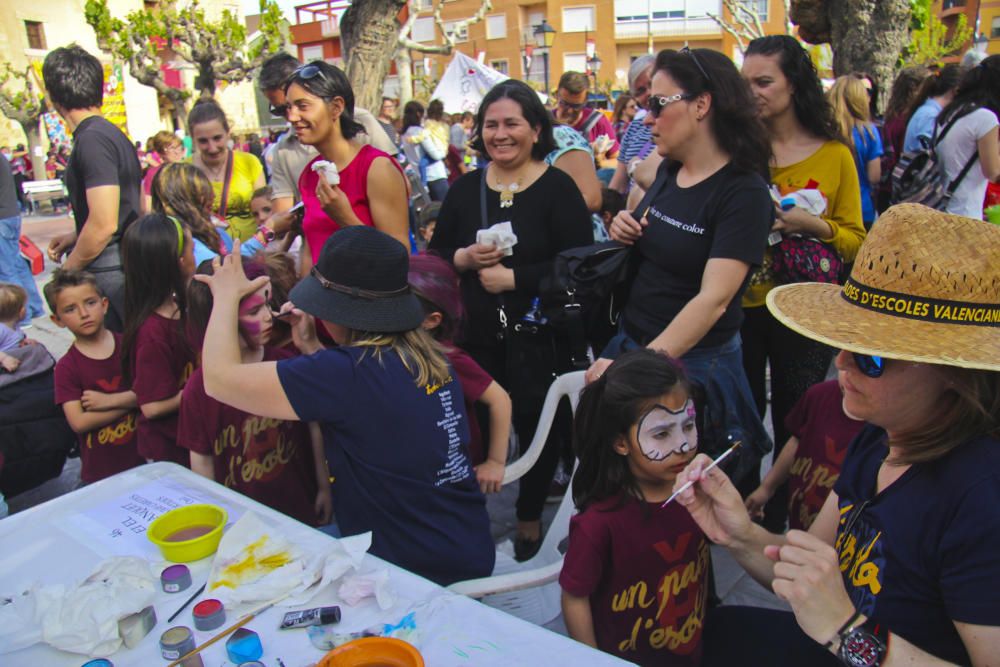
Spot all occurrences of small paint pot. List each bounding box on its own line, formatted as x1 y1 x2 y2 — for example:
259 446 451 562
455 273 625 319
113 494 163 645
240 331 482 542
160 626 196 660
226 627 264 663
192 598 226 631
161 564 192 593
81 660 114 667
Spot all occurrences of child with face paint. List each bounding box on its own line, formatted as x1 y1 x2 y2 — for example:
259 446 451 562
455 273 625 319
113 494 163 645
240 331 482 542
177 259 333 526
560 348 708 667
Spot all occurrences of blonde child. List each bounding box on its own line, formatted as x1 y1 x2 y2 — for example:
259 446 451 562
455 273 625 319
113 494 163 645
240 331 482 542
0 284 28 373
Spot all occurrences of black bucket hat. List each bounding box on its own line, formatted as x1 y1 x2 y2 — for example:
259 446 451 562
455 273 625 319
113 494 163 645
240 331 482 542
289 226 425 333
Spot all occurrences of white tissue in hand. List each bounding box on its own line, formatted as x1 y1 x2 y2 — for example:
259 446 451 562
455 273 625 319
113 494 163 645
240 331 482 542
476 221 518 256
207 511 373 608
338 569 395 609
770 185 827 216
311 160 340 186
0 557 156 657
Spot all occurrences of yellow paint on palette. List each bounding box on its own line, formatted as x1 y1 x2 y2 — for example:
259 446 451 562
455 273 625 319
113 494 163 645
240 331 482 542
212 534 292 590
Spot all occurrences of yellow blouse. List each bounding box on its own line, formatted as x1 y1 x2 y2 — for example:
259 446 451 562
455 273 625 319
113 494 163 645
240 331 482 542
743 140 866 309
205 150 264 242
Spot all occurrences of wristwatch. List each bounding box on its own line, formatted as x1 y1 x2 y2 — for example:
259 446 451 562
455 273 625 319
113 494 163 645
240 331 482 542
837 624 887 667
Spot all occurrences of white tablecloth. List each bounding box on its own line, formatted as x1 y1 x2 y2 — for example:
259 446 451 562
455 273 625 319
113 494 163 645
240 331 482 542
0 462 629 666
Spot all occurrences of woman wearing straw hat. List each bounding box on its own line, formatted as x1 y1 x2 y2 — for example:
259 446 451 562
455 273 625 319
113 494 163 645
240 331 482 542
674 204 1000 666
192 226 495 586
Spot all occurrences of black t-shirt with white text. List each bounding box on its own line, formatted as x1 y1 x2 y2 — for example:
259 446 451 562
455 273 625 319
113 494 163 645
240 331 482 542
65 116 142 242
624 162 771 348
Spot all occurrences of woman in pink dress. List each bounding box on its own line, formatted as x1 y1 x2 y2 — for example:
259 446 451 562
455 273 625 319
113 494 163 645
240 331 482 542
285 61 410 276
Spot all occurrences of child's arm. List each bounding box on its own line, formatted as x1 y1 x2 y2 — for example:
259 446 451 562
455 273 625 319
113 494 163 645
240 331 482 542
309 422 332 525
561 590 598 648
0 351 19 373
81 389 138 412
140 389 183 420
189 451 215 480
745 435 800 519
474 380 511 495
61 400 131 434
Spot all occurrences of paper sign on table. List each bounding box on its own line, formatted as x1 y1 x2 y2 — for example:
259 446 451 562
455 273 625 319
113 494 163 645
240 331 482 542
60 479 243 558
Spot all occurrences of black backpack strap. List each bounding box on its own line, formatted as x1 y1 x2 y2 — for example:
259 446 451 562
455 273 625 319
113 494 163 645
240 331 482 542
938 108 982 197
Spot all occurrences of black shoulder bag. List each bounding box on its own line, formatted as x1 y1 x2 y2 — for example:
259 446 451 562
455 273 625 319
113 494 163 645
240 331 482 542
539 164 673 368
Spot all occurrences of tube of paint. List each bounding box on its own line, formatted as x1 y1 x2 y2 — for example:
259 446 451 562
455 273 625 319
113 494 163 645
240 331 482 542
279 605 341 629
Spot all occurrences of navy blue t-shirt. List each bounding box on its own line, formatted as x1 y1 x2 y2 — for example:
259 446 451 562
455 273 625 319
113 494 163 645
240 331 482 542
833 425 1000 664
276 345 495 585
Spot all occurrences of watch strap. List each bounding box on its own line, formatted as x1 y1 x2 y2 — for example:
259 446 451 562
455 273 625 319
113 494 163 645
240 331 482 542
824 609 863 649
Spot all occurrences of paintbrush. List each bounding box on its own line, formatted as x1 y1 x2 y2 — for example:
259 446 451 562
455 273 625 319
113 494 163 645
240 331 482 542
166 593 288 667
661 440 742 508
166 582 206 624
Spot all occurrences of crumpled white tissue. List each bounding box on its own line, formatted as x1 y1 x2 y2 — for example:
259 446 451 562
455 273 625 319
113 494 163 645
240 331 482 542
206 511 375 608
476 221 518 256
771 186 828 217
0 556 156 656
312 159 340 186
338 569 396 609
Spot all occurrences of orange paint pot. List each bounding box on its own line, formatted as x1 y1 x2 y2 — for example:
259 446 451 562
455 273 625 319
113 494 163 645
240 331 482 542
318 637 424 667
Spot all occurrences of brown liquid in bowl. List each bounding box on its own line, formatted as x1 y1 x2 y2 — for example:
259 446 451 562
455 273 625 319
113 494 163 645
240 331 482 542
165 524 216 542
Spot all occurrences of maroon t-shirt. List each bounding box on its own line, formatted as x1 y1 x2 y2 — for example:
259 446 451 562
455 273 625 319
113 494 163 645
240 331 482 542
176 347 320 526
53 333 144 483
445 346 492 465
560 495 708 666
784 379 865 531
131 312 195 465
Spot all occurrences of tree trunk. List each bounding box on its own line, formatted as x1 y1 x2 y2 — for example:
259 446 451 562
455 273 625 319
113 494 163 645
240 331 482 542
23 122 46 182
827 0 910 116
395 48 413 106
341 0 406 113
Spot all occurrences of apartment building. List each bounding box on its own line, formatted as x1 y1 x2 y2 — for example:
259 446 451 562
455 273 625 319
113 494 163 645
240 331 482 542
935 0 1000 57
288 0 789 97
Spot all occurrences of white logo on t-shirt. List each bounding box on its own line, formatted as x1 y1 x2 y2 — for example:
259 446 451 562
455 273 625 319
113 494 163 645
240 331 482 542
434 388 471 486
647 206 706 235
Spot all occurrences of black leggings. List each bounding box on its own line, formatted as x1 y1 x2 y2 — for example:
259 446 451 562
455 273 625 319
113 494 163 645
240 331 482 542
740 305 834 531
464 341 571 523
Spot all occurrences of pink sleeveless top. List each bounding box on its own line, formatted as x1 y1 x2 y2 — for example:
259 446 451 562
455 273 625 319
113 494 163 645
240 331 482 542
298 144 405 263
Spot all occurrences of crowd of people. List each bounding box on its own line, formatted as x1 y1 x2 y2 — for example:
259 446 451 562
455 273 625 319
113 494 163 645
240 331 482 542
0 37 997 667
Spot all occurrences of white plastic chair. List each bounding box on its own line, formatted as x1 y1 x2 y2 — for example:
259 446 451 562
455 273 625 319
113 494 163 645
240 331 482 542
448 371 586 626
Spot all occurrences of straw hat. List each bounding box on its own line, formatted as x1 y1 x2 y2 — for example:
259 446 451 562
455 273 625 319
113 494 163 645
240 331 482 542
767 204 1000 371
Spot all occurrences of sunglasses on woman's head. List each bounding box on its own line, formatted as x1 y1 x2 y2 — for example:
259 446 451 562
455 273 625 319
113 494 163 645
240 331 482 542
647 93 694 118
680 46 712 86
853 353 886 378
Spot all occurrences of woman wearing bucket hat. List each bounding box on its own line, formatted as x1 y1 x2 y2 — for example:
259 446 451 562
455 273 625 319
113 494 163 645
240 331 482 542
674 204 1000 666
193 226 495 586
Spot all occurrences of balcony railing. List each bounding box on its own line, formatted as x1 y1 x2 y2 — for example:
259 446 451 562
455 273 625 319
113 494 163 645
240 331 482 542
942 0 967 9
615 17 721 40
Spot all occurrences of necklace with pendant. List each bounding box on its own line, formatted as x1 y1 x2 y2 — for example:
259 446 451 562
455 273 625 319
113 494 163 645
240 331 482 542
495 173 524 209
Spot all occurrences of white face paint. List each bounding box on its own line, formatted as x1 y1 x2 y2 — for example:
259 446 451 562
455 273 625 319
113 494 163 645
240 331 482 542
636 399 698 462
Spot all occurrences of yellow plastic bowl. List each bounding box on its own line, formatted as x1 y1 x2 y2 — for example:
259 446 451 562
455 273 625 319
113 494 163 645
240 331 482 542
318 637 424 667
146 504 227 563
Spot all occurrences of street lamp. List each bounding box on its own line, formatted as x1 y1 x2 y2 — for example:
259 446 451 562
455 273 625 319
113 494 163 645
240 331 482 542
533 19 557 94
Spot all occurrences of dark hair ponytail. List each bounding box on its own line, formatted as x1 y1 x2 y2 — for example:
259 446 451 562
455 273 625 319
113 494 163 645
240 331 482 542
120 213 191 384
283 60 366 139
572 349 691 511
903 63 962 127
937 55 1000 126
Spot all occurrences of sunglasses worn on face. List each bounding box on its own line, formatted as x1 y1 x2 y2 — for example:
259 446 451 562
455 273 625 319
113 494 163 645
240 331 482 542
269 103 289 118
558 98 587 110
648 93 694 118
853 353 886 378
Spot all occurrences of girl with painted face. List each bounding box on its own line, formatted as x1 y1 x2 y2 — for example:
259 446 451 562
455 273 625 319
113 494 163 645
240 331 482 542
560 349 709 667
178 258 332 527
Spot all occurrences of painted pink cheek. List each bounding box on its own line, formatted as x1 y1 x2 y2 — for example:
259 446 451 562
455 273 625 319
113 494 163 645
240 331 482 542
687 405 696 418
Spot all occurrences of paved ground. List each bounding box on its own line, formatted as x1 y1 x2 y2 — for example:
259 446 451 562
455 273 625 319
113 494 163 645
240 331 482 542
6 210 788 631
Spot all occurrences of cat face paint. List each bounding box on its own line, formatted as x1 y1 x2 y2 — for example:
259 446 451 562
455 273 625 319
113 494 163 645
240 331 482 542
635 399 698 462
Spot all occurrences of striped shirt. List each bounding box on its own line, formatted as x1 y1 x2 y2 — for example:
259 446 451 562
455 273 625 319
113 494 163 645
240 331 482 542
617 111 654 165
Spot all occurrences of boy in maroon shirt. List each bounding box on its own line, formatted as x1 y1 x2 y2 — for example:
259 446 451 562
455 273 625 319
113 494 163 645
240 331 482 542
46 270 144 483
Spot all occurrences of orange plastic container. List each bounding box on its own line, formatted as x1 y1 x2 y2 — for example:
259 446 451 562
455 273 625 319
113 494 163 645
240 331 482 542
318 637 424 667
